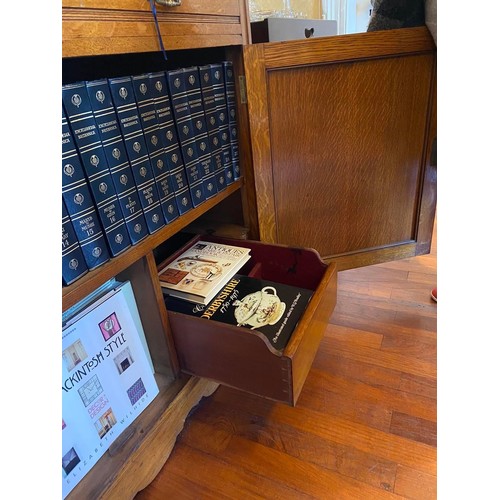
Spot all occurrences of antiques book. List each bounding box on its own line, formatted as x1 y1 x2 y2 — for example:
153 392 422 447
158 240 251 305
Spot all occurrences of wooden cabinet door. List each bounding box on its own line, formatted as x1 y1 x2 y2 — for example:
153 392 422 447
243 27 436 270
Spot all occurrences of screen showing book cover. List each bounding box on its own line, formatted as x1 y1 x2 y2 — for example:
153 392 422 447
165 274 314 351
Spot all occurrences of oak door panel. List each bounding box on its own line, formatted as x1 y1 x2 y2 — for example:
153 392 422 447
244 27 437 270
268 54 432 256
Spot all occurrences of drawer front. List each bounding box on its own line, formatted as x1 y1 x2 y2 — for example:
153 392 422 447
62 0 249 57
163 236 337 405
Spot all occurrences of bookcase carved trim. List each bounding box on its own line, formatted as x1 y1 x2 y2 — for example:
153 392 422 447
62 0 250 57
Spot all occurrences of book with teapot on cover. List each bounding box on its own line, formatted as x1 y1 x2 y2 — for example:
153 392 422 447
164 274 314 351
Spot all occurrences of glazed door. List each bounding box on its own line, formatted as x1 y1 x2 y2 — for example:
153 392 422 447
243 27 436 270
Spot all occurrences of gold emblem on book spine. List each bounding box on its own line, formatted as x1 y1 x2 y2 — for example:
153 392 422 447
71 94 82 108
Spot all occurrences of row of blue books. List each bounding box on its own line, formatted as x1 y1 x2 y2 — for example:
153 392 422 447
62 61 241 286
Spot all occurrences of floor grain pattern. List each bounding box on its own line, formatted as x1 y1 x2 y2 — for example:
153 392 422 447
136 225 437 499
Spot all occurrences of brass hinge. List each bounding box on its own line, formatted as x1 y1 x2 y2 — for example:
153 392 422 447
238 75 247 104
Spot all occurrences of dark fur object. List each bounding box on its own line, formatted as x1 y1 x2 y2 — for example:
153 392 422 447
367 0 425 31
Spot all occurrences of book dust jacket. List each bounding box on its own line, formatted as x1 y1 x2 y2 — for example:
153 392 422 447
62 283 159 498
165 274 313 351
158 240 251 304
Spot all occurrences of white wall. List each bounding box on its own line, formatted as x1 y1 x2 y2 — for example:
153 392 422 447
321 0 371 33
249 0 373 33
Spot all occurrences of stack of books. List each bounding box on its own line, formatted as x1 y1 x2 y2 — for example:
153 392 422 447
158 240 251 305
161 239 314 352
62 62 241 287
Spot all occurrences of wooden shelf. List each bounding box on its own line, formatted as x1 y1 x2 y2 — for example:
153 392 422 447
62 180 243 311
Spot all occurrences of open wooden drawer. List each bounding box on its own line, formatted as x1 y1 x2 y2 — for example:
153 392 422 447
159 235 337 406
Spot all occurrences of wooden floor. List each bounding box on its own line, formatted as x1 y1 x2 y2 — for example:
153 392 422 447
136 226 437 500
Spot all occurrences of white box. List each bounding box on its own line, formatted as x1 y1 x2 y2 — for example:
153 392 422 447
251 18 338 43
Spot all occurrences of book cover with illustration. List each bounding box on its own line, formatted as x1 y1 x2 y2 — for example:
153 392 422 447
158 240 251 305
62 281 159 498
164 274 314 351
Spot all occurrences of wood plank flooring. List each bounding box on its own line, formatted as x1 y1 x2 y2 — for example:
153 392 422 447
136 226 437 500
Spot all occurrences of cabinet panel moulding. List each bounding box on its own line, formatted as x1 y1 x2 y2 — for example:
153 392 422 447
63 35 244 58
261 27 436 69
62 9 241 25
62 0 240 17
63 19 242 41
63 14 244 56
324 242 418 272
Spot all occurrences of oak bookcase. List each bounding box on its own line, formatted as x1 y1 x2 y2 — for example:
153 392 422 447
62 1 436 497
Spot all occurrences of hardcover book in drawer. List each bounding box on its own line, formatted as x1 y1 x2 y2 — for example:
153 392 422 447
161 235 337 406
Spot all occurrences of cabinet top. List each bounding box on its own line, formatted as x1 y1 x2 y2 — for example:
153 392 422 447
62 0 250 58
